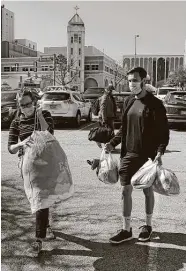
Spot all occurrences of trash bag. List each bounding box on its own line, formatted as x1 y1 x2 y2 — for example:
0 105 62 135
21 130 73 213
131 159 157 189
98 149 119 184
88 127 114 143
153 165 180 196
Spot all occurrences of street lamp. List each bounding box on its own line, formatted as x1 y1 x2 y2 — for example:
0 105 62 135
134 35 139 67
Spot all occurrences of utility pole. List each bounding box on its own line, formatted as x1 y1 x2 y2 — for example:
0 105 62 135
134 35 139 67
53 54 56 86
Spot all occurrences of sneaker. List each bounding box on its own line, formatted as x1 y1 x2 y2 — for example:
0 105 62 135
138 225 152 242
109 228 133 244
45 226 56 240
27 240 42 256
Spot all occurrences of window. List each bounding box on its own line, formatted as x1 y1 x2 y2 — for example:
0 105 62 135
71 71 73 77
71 59 73 66
42 93 70 101
79 60 81 66
71 48 73 55
33 45 35 50
79 71 81 77
22 67 28 71
105 66 109 72
71 36 73 43
30 68 34 71
91 65 99 70
85 65 90 70
74 34 78 42
110 68 113 74
11 67 16 72
4 67 10 72
79 48 81 55
29 43 31 48
49 65 54 71
79 37 81 44
41 66 49 71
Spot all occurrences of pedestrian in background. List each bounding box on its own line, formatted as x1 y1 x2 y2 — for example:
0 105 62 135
105 67 169 244
8 89 55 256
96 84 116 148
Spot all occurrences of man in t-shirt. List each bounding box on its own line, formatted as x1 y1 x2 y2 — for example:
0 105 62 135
105 67 169 243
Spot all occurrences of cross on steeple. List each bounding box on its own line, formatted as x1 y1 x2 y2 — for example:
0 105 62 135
74 5 79 14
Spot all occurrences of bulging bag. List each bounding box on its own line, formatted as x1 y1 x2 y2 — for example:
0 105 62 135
131 159 157 189
88 127 114 143
153 165 180 196
98 149 119 184
21 130 73 213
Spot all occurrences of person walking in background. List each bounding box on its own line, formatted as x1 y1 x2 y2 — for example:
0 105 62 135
8 89 55 256
96 84 116 148
105 67 169 244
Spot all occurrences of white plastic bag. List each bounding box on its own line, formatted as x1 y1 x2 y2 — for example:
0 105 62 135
22 130 73 213
98 149 119 184
131 159 157 189
153 165 180 196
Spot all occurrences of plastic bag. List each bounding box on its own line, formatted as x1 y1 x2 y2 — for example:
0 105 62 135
131 159 157 189
98 149 119 184
153 165 180 196
21 130 73 213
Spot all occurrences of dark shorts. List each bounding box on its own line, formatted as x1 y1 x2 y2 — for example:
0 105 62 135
119 154 148 186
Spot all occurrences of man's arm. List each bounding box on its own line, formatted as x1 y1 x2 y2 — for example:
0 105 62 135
154 100 170 155
99 95 107 123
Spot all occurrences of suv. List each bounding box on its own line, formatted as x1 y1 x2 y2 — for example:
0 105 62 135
83 87 105 103
1 90 18 128
39 90 92 127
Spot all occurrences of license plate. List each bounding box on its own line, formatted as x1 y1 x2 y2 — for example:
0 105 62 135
50 104 57 109
181 111 186 115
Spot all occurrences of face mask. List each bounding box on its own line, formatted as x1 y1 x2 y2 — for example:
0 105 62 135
21 106 35 117
129 82 142 94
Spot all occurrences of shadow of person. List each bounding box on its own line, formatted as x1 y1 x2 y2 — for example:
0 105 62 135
165 150 181 153
40 231 186 271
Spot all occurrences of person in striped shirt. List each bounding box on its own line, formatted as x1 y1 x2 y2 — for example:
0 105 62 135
8 89 55 256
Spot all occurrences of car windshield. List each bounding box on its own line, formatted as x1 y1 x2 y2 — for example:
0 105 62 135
158 89 170 95
84 88 105 94
42 93 70 101
1 92 17 102
44 86 66 92
166 93 186 105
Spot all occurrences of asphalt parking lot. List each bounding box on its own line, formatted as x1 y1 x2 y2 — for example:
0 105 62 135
1 124 186 271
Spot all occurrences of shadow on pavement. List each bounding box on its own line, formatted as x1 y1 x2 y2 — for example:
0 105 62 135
39 231 186 271
165 149 181 153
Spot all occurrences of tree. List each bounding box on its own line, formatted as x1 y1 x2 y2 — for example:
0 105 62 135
166 66 186 89
54 54 79 86
113 62 127 92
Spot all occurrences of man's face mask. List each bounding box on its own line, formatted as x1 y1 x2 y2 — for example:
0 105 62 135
129 81 142 94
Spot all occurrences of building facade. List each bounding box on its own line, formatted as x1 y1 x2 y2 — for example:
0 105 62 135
123 54 184 86
184 40 186 67
15 39 37 51
1 5 14 42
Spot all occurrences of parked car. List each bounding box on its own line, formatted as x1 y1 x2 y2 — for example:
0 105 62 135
112 92 131 127
39 90 92 127
164 91 186 128
1 90 18 128
83 87 105 103
156 86 178 102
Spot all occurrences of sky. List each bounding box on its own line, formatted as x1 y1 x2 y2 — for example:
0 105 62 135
2 1 186 62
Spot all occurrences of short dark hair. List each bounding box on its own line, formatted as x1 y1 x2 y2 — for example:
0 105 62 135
16 88 39 103
127 67 147 80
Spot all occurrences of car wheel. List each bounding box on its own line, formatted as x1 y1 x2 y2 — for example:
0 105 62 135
86 110 92 122
74 112 81 127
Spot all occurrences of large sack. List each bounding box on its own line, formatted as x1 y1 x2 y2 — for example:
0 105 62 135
98 149 119 184
131 159 157 189
21 130 73 213
153 165 180 196
88 127 114 143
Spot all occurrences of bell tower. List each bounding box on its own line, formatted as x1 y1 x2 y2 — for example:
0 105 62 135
67 6 85 93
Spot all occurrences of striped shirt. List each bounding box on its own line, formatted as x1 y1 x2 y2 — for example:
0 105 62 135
8 110 54 154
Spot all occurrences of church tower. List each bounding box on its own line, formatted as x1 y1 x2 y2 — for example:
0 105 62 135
67 7 85 93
